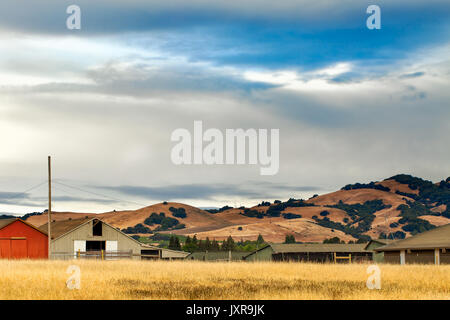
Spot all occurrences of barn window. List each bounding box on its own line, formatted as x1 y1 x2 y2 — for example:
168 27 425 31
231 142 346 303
93 219 102 236
86 241 105 251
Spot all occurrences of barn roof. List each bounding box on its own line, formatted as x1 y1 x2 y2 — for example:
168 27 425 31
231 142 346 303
269 243 370 253
39 217 90 239
375 223 450 251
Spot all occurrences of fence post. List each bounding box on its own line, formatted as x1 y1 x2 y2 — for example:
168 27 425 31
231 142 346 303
77 249 80 259
101 249 104 260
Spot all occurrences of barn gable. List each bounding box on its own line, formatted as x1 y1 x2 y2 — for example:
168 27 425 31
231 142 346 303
0 218 48 259
40 218 161 260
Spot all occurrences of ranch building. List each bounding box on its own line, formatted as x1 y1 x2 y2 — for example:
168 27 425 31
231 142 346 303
244 243 372 262
0 218 48 259
374 223 450 264
364 239 397 263
39 217 164 260
186 251 248 261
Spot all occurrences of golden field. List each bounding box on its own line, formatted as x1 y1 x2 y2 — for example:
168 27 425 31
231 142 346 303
0 260 449 300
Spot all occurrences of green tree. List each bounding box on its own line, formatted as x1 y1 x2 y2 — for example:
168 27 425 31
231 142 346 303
256 234 265 245
211 239 220 251
204 237 211 250
323 236 342 244
222 236 236 251
284 234 295 243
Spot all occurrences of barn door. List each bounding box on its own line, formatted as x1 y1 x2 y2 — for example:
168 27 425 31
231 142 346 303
106 241 118 251
0 239 11 258
74 240 86 258
11 239 27 259
105 241 118 260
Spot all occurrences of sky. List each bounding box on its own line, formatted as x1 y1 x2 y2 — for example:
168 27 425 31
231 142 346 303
0 0 449 214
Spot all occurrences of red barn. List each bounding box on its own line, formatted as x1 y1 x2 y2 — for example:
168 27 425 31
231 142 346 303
0 218 48 259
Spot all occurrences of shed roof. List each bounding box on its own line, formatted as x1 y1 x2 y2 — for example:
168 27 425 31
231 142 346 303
375 223 450 251
364 239 396 250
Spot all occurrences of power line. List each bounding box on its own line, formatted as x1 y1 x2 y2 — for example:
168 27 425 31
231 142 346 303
0 180 47 201
52 180 148 208
51 184 130 212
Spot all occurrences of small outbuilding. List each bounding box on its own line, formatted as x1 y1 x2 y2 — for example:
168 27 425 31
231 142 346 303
375 223 450 265
40 217 162 260
244 243 372 262
364 239 396 262
0 218 48 259
160 248 190 260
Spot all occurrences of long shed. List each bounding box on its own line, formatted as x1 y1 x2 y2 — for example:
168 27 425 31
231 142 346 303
0 218 48 259
375 223 450 265
244 243 372 262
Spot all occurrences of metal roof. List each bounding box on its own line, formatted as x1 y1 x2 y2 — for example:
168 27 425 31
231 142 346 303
39 217 90 239
375 223 450 251
364 239 397 250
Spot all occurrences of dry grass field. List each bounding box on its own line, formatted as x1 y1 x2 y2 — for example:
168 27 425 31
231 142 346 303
0 260 449 300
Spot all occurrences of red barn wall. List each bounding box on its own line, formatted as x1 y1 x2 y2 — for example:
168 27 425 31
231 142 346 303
0 220 48 259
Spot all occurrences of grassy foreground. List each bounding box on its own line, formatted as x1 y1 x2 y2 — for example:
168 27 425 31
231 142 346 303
0 260 448 299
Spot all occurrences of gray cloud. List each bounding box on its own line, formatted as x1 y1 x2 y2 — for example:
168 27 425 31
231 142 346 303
93 182 321 201
400 72 425 79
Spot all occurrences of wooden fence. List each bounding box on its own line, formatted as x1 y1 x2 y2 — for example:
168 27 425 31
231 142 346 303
50 250 160 260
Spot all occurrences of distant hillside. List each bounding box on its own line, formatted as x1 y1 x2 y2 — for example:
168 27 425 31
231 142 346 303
25 174 450 243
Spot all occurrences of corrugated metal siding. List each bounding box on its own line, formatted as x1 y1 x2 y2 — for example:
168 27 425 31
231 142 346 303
365 242 385 263
245 246 274 261
440 250 450 264
272 252 372 262
384 251 400 264
405 250 434 264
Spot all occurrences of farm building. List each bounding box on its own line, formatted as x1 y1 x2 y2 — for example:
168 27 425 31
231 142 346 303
161 247 190 260
364 239 396 263
39 217 163 260
0 218 48 259
186 251 248 261
375 223 450 265
244 243 372 262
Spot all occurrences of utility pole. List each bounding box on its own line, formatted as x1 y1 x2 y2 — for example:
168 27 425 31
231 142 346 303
48 156 51 259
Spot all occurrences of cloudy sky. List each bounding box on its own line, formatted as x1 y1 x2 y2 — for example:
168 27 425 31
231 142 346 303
1 0 449 214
